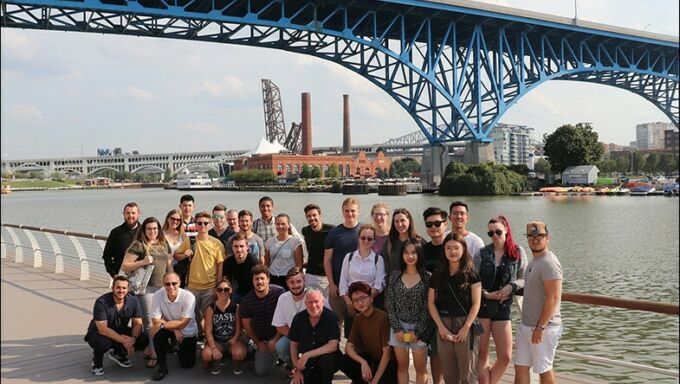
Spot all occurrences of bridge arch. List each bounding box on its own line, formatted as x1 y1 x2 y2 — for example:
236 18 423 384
88 166 121 175
174 164 219 175
130 165 165 174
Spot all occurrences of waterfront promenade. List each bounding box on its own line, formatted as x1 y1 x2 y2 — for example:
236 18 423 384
1 259 607 384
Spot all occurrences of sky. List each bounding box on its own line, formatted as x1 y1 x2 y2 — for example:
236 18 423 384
1 0 678 160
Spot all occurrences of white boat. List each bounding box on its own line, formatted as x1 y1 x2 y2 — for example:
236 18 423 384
176 172 213 190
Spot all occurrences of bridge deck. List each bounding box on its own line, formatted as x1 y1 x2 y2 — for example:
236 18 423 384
0 260 604 384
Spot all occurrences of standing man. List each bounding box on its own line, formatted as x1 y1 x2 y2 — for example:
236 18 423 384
226 210 265 264
149 272 198 381
301 204 334 300
179 194 196 230
208 204 236 248
102 202 141 278
85 275 148 376
448 201 484 258
222 233 259 303
422 207 449 384
174 211 225 339
272 267 309 375
288 289 340 384
253 196 303 242
339 281 397 384
514 221 563 384
240 264 285 377
226 209 240 233
324 198 361 335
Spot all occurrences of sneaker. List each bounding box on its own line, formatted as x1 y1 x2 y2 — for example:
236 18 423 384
152 366 168 381
232 363 243 375
91 360 104 376
210 361 222 375
107 351 132 368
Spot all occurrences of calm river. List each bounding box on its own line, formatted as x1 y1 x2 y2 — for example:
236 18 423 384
2 189 678 382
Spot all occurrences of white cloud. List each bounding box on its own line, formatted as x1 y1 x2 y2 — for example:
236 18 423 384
1 29 39 61
188 76 247 98
126 86 155 101
179 121 222 135
8 104 42 123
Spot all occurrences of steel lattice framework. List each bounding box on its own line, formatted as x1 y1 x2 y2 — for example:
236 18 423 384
2 0 678 144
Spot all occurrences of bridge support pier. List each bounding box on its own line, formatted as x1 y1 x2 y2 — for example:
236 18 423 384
464 142 495 165
420 144 450 188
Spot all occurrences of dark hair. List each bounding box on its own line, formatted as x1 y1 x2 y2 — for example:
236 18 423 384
286 266 304 280
212 277 233 301
180 194 194 204
251 264 270 278
259 196 274 206
231 232 248 245
238 209 253 219
433 233 475 291
423 207 448 221
137 217 168 249
488 215 520 260
304 204 322 215
347 281 372 298
399 238 426 279
195 211 211 220
449 201 469 213
123 202 139 211
112 275 129 286
275 213 293 235
388 208 419 243
212 204 227 213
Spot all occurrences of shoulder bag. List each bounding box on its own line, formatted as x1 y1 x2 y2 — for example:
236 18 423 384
446 281 484 337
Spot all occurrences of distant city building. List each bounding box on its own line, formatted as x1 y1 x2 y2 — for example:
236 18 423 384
664 129 679 157
489 123 535 165
629 141 637 148
602 143 632 155
635 122 673 150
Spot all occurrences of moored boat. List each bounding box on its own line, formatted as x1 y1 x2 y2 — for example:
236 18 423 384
629 183 655 196
0 185 10 194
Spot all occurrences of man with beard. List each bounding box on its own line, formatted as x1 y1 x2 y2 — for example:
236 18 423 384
289 289 340 384
222 233 258 303
514 221 563 384
102 202 141 278
448 201 484 258
301 204 334 300
240 264 285 376
226 210 265 264
85 275 147 376
272 267 309 376
208 204 236 249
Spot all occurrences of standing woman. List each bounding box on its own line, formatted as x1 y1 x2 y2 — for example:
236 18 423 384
264 214 303 289
162 209 186 257
428 233 481 384
202 278 247 375
386 238 432 384
475 215 527 384
382 208 424 276
339 224 386 323
370 202 390 255
120 217 173 368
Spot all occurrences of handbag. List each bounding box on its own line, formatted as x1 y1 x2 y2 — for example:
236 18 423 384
446 282 484 337
119 263 154 296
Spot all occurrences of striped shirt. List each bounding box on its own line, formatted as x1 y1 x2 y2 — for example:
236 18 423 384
240 284 285 341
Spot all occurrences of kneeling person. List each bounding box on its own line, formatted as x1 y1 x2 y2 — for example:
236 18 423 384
85 275 148 375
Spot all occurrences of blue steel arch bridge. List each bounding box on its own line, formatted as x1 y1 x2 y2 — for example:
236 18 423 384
1 0 678 145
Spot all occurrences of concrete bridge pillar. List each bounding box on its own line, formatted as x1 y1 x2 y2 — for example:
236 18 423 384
420 144 450 188
464 141 495 164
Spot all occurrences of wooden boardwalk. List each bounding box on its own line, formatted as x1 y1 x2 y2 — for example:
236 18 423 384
0 259 604 384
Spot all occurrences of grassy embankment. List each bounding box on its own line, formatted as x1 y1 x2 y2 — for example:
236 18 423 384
2 179 80 189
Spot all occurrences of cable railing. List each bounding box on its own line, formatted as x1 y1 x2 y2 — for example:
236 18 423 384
1 222 678 380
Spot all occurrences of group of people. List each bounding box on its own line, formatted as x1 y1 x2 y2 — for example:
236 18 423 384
89 194 563 384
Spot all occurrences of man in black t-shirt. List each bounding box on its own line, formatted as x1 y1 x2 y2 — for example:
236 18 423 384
222 234 258 303
85 276 148 376
101 202 141 277
301 204 334 300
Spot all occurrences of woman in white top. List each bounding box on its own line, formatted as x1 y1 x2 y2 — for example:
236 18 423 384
264 213 303 289
162 209 185 257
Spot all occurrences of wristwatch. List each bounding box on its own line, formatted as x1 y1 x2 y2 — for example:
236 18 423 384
160 323 165 330
536 324 546 331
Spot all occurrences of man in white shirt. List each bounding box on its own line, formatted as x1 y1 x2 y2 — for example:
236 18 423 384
272 267 308 375
448 201 484 258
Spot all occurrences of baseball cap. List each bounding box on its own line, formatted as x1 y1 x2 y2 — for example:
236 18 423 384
526 221 548 235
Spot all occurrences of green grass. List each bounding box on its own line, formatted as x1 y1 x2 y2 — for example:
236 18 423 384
596 177 614 185
3 179 76 188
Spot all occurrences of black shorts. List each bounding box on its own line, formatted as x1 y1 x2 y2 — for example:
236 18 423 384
478 301 512 321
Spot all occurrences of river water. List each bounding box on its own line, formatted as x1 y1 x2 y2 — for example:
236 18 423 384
2 189 678 382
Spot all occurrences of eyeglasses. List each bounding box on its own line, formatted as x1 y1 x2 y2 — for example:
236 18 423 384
372 212 387 217
212 215 225 220
526 234 546 241
169 217 181 222
216 287 231 293
164 281 179 287
351 295 370 304
425 220 446 228
196 221 210 226
450 211 468 217
359 236 375 242
487 229 504 237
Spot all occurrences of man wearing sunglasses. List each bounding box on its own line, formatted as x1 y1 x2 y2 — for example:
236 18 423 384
208 204 236 249
149 272 198 381
514 221 563 384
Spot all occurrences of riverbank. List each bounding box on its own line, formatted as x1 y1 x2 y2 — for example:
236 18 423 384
1 181 164 191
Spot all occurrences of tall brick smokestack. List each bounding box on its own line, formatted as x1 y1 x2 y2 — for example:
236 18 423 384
301 92 312 155
343 94 351 154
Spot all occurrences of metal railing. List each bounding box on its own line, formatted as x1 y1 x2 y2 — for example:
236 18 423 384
1 222 678 380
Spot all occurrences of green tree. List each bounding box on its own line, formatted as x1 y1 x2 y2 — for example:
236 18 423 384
439 161 525 195
400 158 421 175
645 152 660 174
658 153 677 175
507 164 529 175
615 156 631 174
311 165 322 179
50 172 65 182
632 152 646 174
534 158 552 176
543 123 603 174
300 164 312 178
327 163 340 178
164 167 172 181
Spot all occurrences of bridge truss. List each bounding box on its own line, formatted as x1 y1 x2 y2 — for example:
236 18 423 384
1 0 678 144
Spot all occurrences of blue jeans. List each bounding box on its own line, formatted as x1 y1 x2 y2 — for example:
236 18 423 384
275 336 291 367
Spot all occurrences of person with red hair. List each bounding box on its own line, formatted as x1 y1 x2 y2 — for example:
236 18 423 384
474 215 527 384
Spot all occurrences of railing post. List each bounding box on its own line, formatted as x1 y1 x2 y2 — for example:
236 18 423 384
25 231 42 268
1 233 6 259
44 232 64 274
6 227 24 263
68 236 90 280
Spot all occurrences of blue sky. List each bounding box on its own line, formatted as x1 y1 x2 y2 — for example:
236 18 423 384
1 0 678 160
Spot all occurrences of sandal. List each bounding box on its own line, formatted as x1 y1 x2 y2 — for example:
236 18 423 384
146 357 158 369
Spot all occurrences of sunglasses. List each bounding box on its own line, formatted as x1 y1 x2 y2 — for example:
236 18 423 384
164 281 179 287
196 221 210 226
526 234 546 240
212 215 225 219
169 217 181 222
487 229 504 237
425 220 446 228
216 287 231 293
360 236 375 241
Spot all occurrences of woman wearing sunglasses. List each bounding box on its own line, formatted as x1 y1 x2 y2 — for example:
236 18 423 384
120 216 173 368
162 209 186 257
201 278 247 376
475 215 527 384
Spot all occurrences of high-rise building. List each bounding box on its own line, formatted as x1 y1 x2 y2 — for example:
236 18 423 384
489 123 535 165
635 122 673 150
665 129 679 157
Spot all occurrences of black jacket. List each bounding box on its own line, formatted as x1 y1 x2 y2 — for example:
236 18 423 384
102 222 140 276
